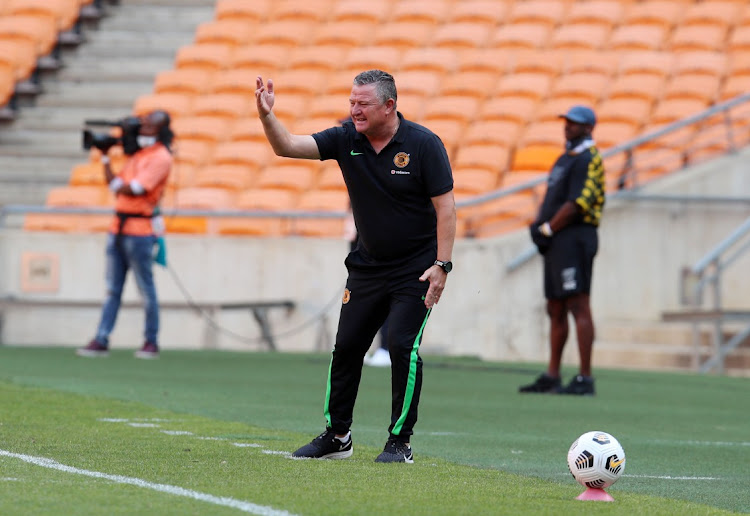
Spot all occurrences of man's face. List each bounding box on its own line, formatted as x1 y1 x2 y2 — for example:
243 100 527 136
349 83 392 135
139 113 161 136
564 119 591 142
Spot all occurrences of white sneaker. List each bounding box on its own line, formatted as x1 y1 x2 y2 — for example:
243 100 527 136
364 348 391 367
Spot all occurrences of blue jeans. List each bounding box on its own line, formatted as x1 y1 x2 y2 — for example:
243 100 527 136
94 233 159 345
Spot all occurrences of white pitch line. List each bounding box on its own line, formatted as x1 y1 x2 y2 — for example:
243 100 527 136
623 474 721 480
0 449 297 516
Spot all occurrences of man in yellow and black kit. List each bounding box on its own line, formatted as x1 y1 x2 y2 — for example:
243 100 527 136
521 105 605 396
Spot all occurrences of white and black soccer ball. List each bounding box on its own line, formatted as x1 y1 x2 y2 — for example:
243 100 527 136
567 431 626 489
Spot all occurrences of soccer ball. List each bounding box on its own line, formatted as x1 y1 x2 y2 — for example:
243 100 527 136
567 431 626 489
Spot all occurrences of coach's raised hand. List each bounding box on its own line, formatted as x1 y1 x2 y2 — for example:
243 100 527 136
255 76 275 117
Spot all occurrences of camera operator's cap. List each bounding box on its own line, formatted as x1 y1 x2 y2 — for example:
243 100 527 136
559 105 596 126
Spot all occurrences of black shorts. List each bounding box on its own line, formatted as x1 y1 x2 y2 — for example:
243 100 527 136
543 225 598 300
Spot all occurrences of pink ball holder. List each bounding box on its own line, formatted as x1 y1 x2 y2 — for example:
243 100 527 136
576 487 615 502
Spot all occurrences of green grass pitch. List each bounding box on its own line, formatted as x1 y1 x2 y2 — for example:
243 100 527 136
0 347 747 515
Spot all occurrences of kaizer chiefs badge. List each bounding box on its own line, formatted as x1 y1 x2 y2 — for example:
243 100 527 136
393 152 410 168
342 288 351 304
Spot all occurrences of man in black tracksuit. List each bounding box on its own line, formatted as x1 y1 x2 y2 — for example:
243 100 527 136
255 70 456 462
521 105 605 396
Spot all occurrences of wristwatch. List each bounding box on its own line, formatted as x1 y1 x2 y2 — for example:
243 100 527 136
434 260 453 273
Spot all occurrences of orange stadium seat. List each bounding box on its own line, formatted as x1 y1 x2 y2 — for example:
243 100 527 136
489 24 553 50
290 190 349 237
728 26 750 53
307 94 350 122
372 22 436 50
211 141 273 171
511 145 560 172
210 70 261 96
421 96 481 125
618 51 674 78
392 95 425 121
194 19 255 48
549 73 608 104
564 1 624 29
495 73 552 102
728 51 750 77
168 187 237 234
509 50 562 77
518 122 565 147
453 145 511 174
596 98 654 129
452 167 500 196
226 118 266 142
287 46 346 74
172 116 233 145
268 94 310 126
214 0 270 24
194 164 255 192
549 24 611 51
330 0 390 24
422 119 466 155
681 2 741 28
0 39 38 82
651 98 710 125
467 194 539 238
508 0 569 28
256 164 317 193
238 187 298 211
478 97 539 125
271 69 327 98
191 93 253 121
175 44 233 73
623 1 683 30
215 187 296 237
322 71 360 96
535 97 588 122
154 69 214 96
311 21 374 50
272 0 334 24
229 45 290 76
562 50 619 77
69 162 105 186
24 213 106 233
662 75 721 103
46 185 110 207
253 21 316 48
673 51 728 78
462 120 523 149
166 163 198 190
609 25 669 52
606 74 665 102
315 162 346 191
669 25 728 53
172 140 214 168
133 93 194 118
721 75 750 100
0 15 58 57
395 71 443 100
0 67 14 107
439 72 501 101
292 117 340 136
452 0 509 27
593 121 639 150
8 0 80 32
431 22 493 50
341 46 402 76
501 171 547 198
391 0 451 26
400 48 459 75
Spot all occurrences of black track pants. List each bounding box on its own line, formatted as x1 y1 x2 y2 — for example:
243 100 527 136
324 270 430 439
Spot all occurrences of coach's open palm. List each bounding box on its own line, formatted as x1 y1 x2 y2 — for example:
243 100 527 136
255 76 275 116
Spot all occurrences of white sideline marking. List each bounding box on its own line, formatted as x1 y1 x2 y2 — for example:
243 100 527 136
623 474 721 480
232 443 263 448
0 449 297 516
161 430 194 436
127 423 159 428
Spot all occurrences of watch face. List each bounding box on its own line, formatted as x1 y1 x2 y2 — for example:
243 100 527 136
443 261 453 273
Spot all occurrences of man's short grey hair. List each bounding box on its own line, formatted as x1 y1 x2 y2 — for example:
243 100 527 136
353 70 397 107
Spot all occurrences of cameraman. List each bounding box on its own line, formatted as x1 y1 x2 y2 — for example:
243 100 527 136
77 110 173 359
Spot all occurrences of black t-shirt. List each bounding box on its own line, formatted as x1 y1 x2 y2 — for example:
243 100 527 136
313 113 453 270
535 145 605 227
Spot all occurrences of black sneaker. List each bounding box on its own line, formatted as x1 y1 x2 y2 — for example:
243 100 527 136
559 375 595 396
375 437 414 463
76 340 109 357
291 429 353 459
519 373 561 393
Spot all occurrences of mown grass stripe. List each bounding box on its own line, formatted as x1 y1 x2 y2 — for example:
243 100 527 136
0 449 297 516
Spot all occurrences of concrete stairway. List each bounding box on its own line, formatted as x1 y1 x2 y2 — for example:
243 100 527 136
0 0 216 206
594 320 750 377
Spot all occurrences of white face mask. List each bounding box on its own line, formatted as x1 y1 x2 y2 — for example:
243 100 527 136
137 135 157 148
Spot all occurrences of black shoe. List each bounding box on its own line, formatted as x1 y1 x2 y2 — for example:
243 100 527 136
375 436 414 463
559 375 595 396
76 339 109 357
291 429 353 459
519 373 561 393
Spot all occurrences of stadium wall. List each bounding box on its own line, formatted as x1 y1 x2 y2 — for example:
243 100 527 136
1 149 749 363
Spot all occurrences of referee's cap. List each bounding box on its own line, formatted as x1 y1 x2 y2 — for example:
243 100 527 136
559 105 596 126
